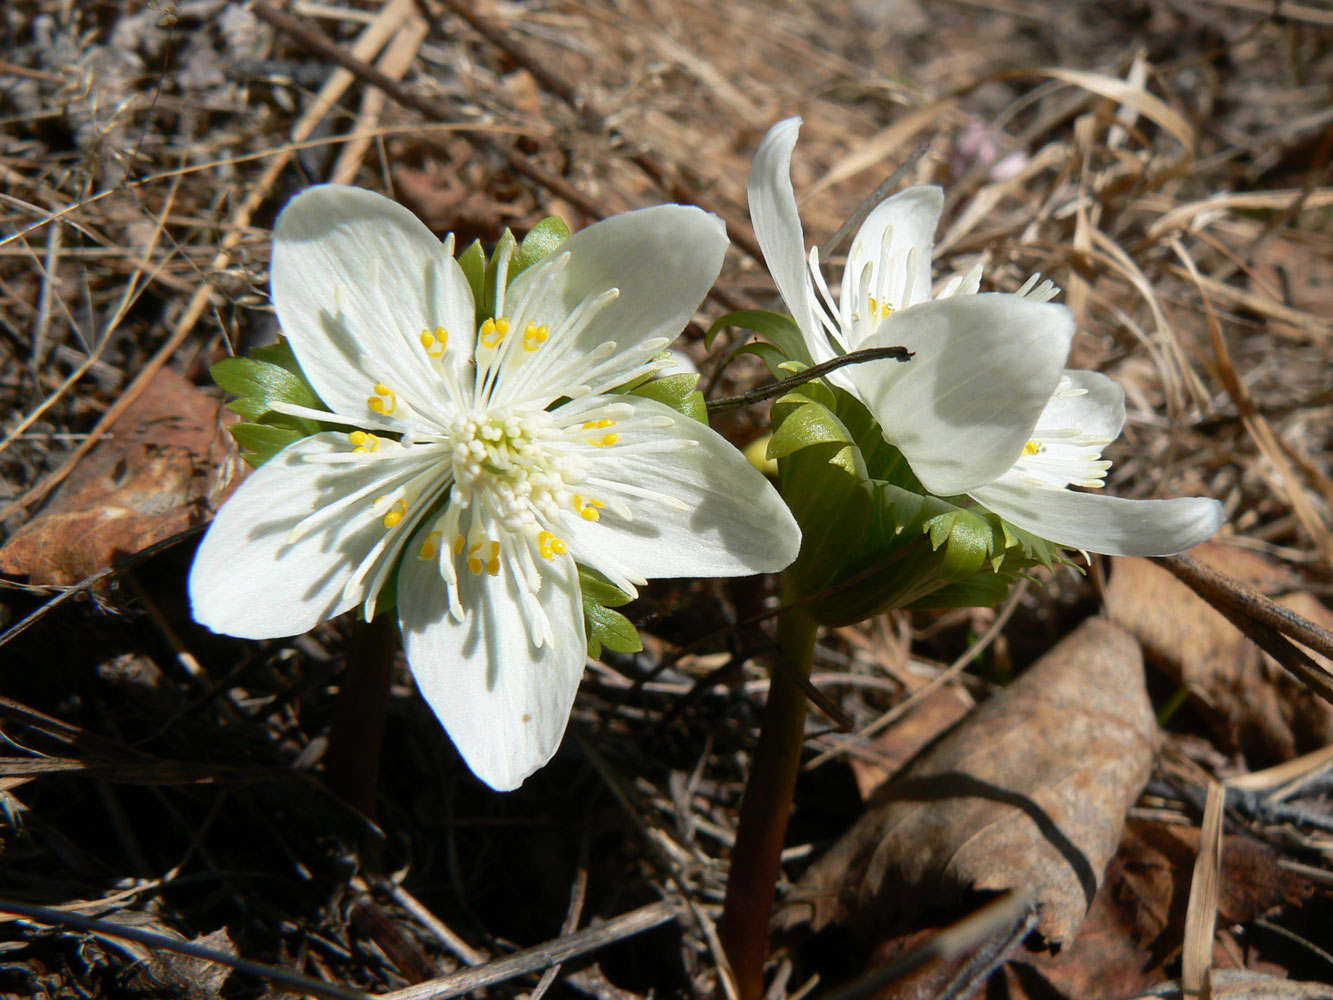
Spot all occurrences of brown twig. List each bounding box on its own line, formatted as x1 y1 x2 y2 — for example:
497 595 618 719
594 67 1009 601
376 900 680 1000
1154 554 1333 706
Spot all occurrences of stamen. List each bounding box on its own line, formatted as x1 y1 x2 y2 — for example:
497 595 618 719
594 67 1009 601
419 530 443 560
537 530 567 560
349 430 380 453
572 495 605 521
381 498 408 528
582 418 620 448
368 383 397 415
420 326 448 358
479 317 510 349
522 322 550 353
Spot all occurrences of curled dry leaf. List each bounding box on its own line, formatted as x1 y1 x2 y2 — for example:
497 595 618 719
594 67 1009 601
0 368 239 586
1106 543 1333 764
779 619 1157 946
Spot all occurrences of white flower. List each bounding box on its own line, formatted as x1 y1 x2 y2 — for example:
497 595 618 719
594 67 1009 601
190 186 801 791
748 117 1076 497
968 370 1225 555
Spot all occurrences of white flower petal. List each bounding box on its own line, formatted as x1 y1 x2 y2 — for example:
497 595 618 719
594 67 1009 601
840 185 943 340
970 481 1226 556
190 434 415 639
747 117 828 362
1041 369 1125 440
559 397 801 582
398 532 586 791
498 205 727 404
270 185 474 424
847 294 1075 497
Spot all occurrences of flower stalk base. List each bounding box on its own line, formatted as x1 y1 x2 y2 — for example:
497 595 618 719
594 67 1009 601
718 596 818 1000
324 616 399 819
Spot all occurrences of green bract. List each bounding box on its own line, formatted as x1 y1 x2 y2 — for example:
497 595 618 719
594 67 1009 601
770 370 1060 626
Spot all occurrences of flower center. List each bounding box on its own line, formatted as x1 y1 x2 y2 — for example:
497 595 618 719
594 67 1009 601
445 406 589 573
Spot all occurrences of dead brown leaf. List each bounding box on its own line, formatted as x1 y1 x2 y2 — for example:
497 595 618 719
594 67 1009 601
1007 819 1316 1000
1123 970 1333 999
0 368 237 586
1106 544 1333 764
780 619 1158 946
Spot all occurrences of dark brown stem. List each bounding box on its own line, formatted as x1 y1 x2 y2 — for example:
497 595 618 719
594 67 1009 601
324 615 399 819
718 596 818 1000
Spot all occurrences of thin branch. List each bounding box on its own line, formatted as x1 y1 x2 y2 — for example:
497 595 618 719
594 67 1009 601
705 345 913 413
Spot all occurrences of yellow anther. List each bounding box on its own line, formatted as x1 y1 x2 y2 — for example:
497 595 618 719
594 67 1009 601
453 534 465 555
419 530 443 560
467 541 484 575
574 496 605 522
349 430 379 453
367 383 397 414
523 323 550 353
537 530 567 560
479 316 511 349
582 419 619 447
420 326 448 358
382 499 407 529
1023 440 1043 456
867 296 895 320
486 540 501 576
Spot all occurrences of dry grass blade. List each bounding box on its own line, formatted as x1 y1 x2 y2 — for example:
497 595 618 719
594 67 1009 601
1181 781 1225 997
376 900 680 1000
0 900 371 1000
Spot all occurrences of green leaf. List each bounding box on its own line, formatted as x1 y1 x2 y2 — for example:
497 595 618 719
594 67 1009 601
458 238 486 323
211 345 323 424
768 398 853 459
513 216 570 277
228 422 303 468
705 309 813 365
630 373 707 423
579 566 642 659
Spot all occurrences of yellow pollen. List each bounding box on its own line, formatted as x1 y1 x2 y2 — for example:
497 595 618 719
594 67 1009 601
479 316 511 349
368 383 397 414
1023 440 1043 456
466 539 502 576
537 530 567 560
573 496 605 522
867 296 894 320
348 430 380 453
523 323 550 353
382 498 407 529
582 419 619 448
453 534 465 555
419 530 443 560
420 326 448 358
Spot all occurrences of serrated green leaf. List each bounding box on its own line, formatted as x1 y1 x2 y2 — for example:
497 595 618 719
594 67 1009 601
704 309 811 365
228 422 302 468
630 373 707 423
513 216 570 277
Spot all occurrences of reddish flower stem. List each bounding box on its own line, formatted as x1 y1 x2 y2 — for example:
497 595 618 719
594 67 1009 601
324 615 399 819
718 596 818 1000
